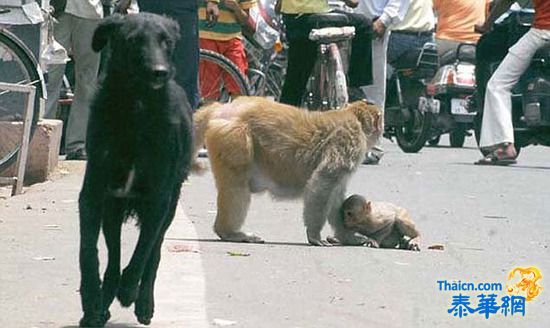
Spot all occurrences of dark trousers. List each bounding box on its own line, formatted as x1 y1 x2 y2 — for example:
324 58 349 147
280 11 373 107
387 31 434 67
138 0 200 109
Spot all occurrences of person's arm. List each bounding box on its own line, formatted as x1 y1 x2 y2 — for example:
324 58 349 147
206 0 220 26
378 0 411 27
373 0 410 38
223 0 251 27
475 0 516 33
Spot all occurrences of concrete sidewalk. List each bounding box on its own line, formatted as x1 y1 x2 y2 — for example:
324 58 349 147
0 162 208 328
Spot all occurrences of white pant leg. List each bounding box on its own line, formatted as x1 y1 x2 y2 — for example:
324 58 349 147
480 28 550 148
361 30 390 114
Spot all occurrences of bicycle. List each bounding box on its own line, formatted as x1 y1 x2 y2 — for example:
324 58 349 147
302 23 355 111
0 3 48 172
198 48 251 103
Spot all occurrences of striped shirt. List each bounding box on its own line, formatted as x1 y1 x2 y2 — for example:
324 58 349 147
199 0 257 41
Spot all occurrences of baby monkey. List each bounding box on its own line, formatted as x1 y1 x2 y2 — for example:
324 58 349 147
339 194 421 251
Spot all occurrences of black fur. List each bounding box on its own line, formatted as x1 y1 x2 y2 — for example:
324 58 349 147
78 13 193 327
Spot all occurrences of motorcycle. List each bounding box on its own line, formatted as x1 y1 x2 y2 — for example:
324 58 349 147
473 9 550 157
384 42 440 153
425 43 477 148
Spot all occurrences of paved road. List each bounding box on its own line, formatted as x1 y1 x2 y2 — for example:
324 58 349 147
182 136 549 328
1 137 548 328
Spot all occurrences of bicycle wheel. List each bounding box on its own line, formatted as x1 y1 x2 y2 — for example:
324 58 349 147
0 29 44 171
198 49 250 103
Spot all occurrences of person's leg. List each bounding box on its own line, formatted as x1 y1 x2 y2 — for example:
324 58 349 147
222 38 249 95
65 15 101 158
343 12 372 88
475 27 510 106
198 38 223 99
280 15 317 107
360 30 390 164
479 29 549 152
44 14 71 119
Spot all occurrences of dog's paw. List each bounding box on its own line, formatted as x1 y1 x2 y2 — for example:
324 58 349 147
117 285 139 307
135 293 154 325
79 312 107 328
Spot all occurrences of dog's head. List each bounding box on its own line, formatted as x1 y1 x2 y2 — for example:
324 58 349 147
92 13 180 90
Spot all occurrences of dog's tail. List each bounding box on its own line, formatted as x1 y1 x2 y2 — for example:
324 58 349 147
191 101 221 173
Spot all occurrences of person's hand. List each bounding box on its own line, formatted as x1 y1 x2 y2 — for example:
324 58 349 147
114 0 132 14
206 1 220 27
474 22 490 34
343 0 359 8
373 19 386 38
222 0 240 11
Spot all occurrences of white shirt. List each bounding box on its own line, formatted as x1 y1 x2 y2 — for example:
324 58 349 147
355 0 410 26
65 0 103 20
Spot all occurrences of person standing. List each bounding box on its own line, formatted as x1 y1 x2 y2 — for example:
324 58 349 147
355 0 410 164
433 0 490 57
387 0 435 68
44 0 104 160
278 0 374 107
475 0 550 165
198 0 256 99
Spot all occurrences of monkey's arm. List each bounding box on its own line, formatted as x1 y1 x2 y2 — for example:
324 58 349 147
394 209 421 251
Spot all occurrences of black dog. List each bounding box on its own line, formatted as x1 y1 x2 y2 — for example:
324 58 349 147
78 13 193 327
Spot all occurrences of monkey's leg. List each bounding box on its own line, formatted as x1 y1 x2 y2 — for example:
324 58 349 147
213 173 263 243
304 170 348 246
207 122 263 243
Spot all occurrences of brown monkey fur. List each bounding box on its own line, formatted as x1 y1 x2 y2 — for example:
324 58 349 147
193 96 382 246
340 194 421 251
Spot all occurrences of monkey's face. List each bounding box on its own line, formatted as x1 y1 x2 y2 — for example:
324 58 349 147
343 209 363 228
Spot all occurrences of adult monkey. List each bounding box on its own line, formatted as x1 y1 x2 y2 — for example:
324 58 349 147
193 96 382 246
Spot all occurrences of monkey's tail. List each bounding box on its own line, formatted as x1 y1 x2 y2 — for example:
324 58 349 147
191 102 220 174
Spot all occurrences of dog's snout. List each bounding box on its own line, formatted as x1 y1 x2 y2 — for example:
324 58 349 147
152 65 169 79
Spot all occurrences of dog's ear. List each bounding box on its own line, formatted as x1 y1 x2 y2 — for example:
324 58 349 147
92 14 125 52
164 17 180 44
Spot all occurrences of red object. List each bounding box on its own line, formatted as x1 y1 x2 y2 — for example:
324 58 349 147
534 0 550 30
199 38 249 98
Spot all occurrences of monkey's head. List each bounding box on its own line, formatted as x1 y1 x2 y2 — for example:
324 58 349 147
341 194 372 228
345 101 383 149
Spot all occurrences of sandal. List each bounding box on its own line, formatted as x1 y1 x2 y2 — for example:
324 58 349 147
475 145 517 166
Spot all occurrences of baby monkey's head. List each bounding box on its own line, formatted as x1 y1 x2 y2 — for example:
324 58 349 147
341 194 372 228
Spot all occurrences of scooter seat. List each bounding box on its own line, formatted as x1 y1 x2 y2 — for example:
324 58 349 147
308 13 351 29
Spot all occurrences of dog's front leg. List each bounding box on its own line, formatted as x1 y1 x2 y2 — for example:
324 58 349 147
78 183 105 327
135 187 180 325
117 198 168 308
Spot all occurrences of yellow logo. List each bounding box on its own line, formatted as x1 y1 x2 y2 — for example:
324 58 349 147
506 267 543 302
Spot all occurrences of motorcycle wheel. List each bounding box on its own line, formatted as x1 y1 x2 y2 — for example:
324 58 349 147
395 109 433 153
449 128 466 148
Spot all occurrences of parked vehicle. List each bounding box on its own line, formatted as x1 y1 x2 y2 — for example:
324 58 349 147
473 10 550 157
426 43 477 148
383 42 439 152
244 0 286 100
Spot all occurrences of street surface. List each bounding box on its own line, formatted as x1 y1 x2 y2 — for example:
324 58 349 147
1 136 548 328
182 136 549 328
